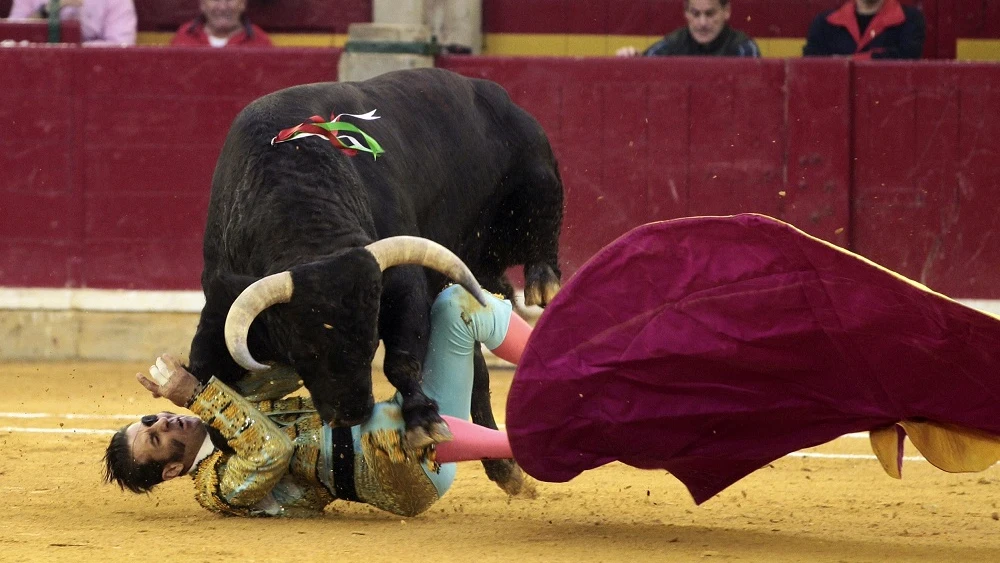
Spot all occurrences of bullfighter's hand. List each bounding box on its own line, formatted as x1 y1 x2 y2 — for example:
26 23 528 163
135 354 202 408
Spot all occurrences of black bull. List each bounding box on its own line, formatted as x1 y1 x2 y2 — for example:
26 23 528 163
187 68 563 492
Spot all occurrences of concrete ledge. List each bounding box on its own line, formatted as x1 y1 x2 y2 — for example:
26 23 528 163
0 308 519 369
1 310 198 362
7 288 995 363
346 22 432 43
338 22 435 82
338 51 434 82
0 287 536 367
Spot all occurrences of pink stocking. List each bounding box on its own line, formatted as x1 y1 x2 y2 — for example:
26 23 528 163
491 310 532 365
436 415 512 462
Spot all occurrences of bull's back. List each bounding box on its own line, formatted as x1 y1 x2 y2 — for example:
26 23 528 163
204 68 554 276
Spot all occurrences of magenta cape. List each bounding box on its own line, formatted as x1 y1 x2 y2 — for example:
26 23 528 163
506 214 1000 504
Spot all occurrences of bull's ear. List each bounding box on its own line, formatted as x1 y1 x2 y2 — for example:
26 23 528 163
288 248 382 299
210 273 259 305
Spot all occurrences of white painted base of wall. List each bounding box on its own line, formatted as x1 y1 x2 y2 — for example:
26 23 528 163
1 288 997 361
0 288 541 363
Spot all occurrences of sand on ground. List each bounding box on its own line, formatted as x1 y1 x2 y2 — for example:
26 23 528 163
3 361 1000 563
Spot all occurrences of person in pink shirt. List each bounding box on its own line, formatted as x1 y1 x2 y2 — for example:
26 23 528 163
9 0 136 45
171 0 272 48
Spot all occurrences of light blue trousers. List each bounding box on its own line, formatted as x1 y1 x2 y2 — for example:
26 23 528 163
352 285 512 496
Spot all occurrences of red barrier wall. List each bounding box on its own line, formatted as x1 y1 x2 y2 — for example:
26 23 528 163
2 48 999 298
0 46 339 290
440 56 852 281
851 61 1000 296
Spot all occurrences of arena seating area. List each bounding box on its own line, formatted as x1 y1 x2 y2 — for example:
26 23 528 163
0 0 369 33
132 0 369 33
3 0 999 59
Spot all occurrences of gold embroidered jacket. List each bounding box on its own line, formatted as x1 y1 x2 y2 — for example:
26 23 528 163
187 377 335 517
186 376 440 518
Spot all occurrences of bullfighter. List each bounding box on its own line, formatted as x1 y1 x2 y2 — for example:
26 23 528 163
103 284 526 517
106 214 1000 516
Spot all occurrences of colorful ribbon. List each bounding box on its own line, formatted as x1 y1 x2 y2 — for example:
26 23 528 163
271 110 385 159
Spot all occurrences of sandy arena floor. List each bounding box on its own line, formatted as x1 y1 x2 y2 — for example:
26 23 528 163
3 361 1000 562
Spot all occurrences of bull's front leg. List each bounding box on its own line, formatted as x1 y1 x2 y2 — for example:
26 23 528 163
378 267 451 453
381 347 452 451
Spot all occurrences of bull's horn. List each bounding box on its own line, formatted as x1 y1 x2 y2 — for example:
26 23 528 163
224 272 294 372
366 236 488 306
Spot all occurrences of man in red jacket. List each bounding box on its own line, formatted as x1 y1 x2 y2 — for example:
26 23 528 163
803 0 924 59
170 0 272 47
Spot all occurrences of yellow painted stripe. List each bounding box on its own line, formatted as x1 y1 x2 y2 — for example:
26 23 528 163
270 33 347 48
483 32 574 56
138 31 1000 61
956 39 1000 61
755 38 807 58
136 31 348 48
136 31 173 45
483 33 803 58
483 33 662 57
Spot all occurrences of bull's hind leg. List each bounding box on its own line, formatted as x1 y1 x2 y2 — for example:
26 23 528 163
471 345 536 498
496 160 564 307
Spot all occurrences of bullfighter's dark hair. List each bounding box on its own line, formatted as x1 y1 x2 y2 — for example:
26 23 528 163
102 425 181 494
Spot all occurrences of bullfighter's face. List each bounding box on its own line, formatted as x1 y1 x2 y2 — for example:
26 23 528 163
125 412 208 480
684 0 731 46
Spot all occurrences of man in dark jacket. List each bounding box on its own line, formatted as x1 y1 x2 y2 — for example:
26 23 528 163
616 0 760 58
803 0 925 59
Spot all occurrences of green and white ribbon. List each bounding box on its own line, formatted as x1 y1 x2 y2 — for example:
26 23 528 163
271 110 385 159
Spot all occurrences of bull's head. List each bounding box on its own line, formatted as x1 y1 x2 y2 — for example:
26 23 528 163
222 236 487 426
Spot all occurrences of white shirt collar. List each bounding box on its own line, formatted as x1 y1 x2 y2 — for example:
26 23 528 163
186 434 216 475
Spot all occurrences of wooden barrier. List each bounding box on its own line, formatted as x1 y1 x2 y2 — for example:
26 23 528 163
440 56 852 279
2 47 999 298
0 19 81 43
850 61 1000 296
1 46 339 290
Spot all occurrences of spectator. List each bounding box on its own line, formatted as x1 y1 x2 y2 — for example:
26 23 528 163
616 0 759 58
9 0 136 45
803 0 925 59
171 0 272 47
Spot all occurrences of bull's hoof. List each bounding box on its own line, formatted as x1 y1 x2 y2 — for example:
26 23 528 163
403 421 452 469
523 263 561 307
500 470 538 499
400 396 453 459
484 458 537 498
404 420 453 452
